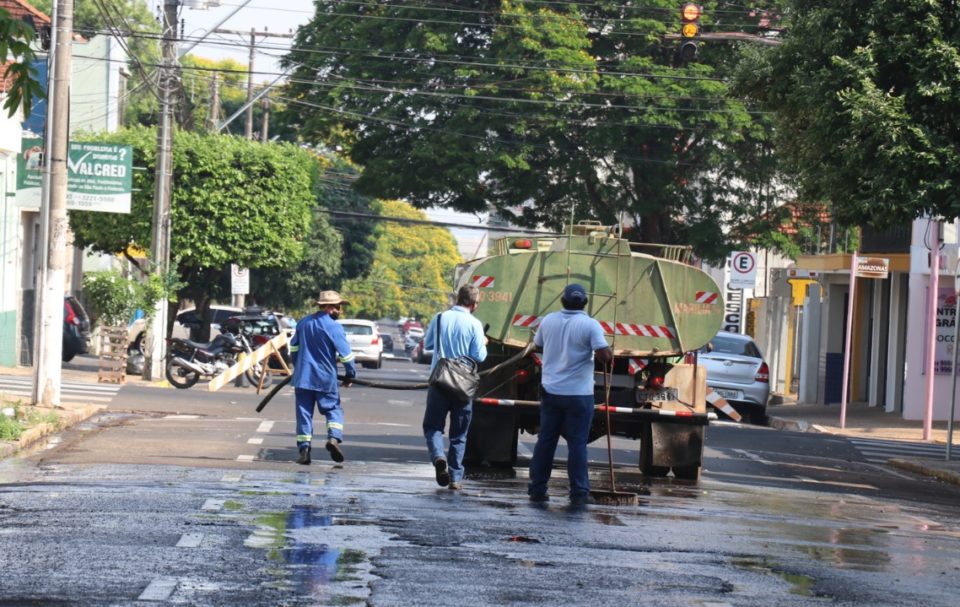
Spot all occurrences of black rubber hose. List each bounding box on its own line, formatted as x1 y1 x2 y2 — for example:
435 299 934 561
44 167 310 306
255 341 536 412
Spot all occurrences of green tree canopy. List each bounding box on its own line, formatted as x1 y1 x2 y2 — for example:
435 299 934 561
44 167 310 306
736 0 960 227
281 1 778 261
0 6 43 116
32 0 160 126
68 127 317 311
340 200 461 320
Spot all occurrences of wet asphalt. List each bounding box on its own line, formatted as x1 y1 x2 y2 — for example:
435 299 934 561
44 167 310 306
0 358 958 605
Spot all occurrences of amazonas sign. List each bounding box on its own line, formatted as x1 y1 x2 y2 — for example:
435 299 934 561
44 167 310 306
16 138 133 214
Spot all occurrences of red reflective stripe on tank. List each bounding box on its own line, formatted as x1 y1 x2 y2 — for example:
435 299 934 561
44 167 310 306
512 314 540 327
601 322 675 339
695 291 719 304
472 275 495 288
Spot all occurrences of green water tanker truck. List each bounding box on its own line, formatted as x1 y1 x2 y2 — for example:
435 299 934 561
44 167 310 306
458 223 725 480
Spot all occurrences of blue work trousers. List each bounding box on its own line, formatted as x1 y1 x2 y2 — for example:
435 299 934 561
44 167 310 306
422 385 473 483
295 388 344 448
527 392 595 499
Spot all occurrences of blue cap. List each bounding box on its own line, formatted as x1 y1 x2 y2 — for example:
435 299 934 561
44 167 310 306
562 283 588 305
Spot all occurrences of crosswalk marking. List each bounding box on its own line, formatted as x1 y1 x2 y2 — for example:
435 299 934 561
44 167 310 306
0 375 123 404
849 437 946 464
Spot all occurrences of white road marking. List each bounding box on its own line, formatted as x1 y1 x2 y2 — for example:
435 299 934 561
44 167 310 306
201 499 224 511
237 454 256 462
247 437 264 445
162 415 200 420
256 421 274 433
387 399 413 407
221 474 242 482
138 578 178 601
235 417 261 421
732 448 768 463
176 533 204 548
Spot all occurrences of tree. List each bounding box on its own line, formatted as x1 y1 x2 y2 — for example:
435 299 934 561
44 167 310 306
68 127 318 320
340 200 461 320
281 1 778 261
31 0 160 126
0 6 44 116
735 0 960 228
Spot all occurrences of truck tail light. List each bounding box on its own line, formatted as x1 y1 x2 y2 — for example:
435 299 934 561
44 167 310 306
514 368 531 384
755 362 769 383
647 375 665 389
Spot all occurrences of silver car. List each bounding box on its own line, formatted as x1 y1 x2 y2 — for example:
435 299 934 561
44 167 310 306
337 319 384 369
698 332 770 424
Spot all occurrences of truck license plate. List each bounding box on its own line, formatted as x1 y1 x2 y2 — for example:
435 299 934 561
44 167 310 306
636 388 679 403
714 388 740 400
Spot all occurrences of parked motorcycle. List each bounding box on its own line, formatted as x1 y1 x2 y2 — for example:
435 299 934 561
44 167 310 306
164 330 264 389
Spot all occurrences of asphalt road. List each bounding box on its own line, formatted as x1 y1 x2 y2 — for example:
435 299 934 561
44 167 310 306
1 358 959 606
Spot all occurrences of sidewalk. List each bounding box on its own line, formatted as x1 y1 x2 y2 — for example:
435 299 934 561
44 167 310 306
0 355 156 460
766 398 960 486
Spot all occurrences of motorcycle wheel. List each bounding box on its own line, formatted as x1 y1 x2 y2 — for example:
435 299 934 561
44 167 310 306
245 362 273 388
166 359 200 389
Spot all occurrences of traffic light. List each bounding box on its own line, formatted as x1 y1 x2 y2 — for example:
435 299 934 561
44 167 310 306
679 3 702 62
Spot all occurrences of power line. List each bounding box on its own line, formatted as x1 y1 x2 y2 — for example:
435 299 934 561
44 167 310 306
322 209 560 235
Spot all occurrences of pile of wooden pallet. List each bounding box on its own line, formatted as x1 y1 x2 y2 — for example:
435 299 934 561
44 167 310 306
98 326 128 384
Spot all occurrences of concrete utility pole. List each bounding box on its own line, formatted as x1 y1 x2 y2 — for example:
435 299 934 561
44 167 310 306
207 72 219 131
146 0 179 381
213 27 293 138
260 97 269 142
32 0 73 407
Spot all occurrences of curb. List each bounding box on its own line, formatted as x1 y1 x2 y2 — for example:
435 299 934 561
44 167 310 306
0 404 105 461
766 416 810 433
888 458 960 487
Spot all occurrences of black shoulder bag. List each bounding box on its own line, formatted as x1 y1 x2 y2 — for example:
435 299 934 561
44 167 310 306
427 312 480 402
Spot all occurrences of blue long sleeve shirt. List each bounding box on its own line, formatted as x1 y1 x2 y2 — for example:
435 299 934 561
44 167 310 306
289 311 356 392
423 305 487 370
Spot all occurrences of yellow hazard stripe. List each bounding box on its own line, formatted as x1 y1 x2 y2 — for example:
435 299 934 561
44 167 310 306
326 422 343 430
296 434 311 442
338 353 355 363
289 345 299 352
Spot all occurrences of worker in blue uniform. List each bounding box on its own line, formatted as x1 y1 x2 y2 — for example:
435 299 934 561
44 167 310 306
289 290 356 465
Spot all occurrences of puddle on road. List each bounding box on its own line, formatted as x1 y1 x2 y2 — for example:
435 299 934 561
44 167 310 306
733 557 817 597
246 505 373 597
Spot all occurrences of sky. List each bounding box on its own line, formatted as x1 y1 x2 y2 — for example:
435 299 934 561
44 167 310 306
160 0 493 260
162 0 316 75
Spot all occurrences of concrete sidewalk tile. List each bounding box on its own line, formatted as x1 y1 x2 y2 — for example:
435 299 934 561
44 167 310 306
888 459 960 487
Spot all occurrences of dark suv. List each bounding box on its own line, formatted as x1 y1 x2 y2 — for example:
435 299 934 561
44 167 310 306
63 296 91 362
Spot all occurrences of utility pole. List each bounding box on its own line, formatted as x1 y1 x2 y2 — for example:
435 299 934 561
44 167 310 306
32 0 73 406
213 27 294 138
207 72 219 131
260 97 269 142
245 28 255 139
146 0 179 380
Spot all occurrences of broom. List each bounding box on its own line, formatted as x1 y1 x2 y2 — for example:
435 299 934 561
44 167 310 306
589 360 638 506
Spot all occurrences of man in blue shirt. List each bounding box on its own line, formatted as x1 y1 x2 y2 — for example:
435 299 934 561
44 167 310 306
289 290 356 465
528 284 612 505
422 285 487 490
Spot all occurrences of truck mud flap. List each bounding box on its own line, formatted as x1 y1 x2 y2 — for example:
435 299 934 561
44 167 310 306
465 407 518 467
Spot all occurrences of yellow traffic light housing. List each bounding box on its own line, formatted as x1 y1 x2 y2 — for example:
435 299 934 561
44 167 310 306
679 3 702 61
681 3 701 37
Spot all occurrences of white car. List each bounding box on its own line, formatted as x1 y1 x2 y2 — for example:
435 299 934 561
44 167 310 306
337 319 384 369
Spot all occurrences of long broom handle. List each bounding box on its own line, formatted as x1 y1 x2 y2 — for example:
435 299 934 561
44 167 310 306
602 360 617 491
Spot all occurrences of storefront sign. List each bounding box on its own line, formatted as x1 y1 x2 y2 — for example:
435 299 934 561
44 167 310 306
16 137 133 214
855 256 889 280
933 287 957 375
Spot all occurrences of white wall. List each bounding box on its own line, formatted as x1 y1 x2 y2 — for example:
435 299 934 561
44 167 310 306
902 217 960 421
